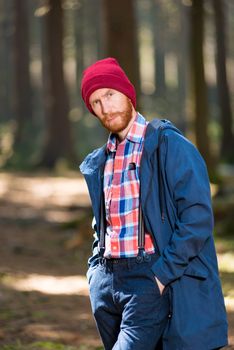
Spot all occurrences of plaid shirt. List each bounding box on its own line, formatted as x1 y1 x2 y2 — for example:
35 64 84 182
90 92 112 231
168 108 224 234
103 113 155 258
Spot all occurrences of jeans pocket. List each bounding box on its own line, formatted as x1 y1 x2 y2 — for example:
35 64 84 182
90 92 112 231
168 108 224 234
86 264 98 284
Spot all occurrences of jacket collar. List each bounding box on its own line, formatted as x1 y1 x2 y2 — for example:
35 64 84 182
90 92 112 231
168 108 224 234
79 118 169 176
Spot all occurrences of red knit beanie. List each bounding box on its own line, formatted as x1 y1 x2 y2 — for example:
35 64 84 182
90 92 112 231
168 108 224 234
81 57 136 115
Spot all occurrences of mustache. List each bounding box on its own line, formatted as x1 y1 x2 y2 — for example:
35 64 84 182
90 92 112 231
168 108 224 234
103 112 124 119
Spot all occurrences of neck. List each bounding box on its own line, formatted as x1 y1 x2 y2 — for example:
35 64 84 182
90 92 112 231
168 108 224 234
117 110 137 142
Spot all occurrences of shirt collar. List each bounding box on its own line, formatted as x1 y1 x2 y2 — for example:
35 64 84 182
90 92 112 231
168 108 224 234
106 113 147 153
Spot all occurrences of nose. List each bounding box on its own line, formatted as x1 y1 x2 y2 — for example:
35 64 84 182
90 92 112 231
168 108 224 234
101 99 112 115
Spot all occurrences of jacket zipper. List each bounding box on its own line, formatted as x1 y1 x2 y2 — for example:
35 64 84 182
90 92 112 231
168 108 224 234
158 124 166 223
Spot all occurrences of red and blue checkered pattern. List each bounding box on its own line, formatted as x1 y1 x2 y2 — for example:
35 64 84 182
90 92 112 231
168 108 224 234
103 113 155 258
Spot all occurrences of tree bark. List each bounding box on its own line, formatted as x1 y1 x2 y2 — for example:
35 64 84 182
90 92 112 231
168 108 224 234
152 0 166 97
74 0 84 108
213 0 234 162
190 0 212 171
103 0 141 108
13 0 32 147
40 0 76 168
176 0 190 132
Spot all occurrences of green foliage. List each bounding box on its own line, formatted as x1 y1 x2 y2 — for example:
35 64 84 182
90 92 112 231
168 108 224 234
29 342 75 349
0 309 16 321
0 122 14 168
215 237 234 252
215 236 234 300
0 121 42 171
31 311 48 320
0 341 104 350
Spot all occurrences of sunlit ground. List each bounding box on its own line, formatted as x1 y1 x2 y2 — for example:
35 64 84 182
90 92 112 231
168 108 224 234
1 251 233 304
218 252 234 311
0 172 90 225
1 274 89 296
0 172 233 349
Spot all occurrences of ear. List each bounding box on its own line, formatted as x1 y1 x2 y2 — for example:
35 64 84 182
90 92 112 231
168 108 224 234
128 99 136 115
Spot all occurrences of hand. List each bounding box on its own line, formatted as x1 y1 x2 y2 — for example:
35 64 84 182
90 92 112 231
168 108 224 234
155 277 165 295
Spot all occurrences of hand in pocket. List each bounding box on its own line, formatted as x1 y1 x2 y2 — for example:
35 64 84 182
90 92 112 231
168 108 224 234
155 276 165 295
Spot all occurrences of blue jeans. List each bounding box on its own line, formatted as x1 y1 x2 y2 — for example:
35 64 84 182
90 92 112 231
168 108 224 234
87 253 171 350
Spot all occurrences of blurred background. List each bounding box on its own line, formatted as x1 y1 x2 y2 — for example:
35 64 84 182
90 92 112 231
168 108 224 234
0 0 234 349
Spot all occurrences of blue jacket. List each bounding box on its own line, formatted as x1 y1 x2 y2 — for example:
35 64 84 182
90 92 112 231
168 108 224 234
80 118 228 349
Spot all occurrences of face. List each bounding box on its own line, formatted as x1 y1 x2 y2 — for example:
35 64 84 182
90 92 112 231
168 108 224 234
89 88 135 138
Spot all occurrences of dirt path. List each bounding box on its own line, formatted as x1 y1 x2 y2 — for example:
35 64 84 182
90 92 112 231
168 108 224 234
0 172 102 349
0 172 233 349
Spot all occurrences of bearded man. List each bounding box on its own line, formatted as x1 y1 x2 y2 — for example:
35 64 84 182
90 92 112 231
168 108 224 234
79 57 228 350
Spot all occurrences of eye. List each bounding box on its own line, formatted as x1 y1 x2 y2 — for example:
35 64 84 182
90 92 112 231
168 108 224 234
108 91 113 97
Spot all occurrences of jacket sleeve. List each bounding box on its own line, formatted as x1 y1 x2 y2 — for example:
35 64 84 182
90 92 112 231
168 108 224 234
151 130 214 286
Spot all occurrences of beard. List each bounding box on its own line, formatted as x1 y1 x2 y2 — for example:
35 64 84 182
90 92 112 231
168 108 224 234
100 99 133 134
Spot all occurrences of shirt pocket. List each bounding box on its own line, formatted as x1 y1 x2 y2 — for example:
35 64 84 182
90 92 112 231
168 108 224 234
121 168 140 211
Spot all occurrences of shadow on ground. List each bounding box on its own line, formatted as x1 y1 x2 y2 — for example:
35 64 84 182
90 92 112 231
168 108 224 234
0 172 233 349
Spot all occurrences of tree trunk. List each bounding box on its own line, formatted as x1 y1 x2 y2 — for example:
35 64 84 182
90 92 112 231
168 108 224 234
176 0 190 132
74 0 84 110
213 0 234 162
190 0 212 171
40 0 76 168
0 1 11 122
103 0 141 108
13 0 32 147
152 0 166 97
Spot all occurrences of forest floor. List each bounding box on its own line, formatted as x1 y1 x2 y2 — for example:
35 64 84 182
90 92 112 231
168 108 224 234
0 172 233 350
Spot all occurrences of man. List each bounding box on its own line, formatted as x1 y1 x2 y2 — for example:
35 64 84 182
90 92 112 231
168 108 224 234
80 57 228 350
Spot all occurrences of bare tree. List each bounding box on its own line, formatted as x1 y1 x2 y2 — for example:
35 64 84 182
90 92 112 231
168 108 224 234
190 0 212 171
40 0 76 168
74 0 84 108
177 0 190 131
103 0 141 105
152 0 166 97
13 0 32 147
213 0 234 162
